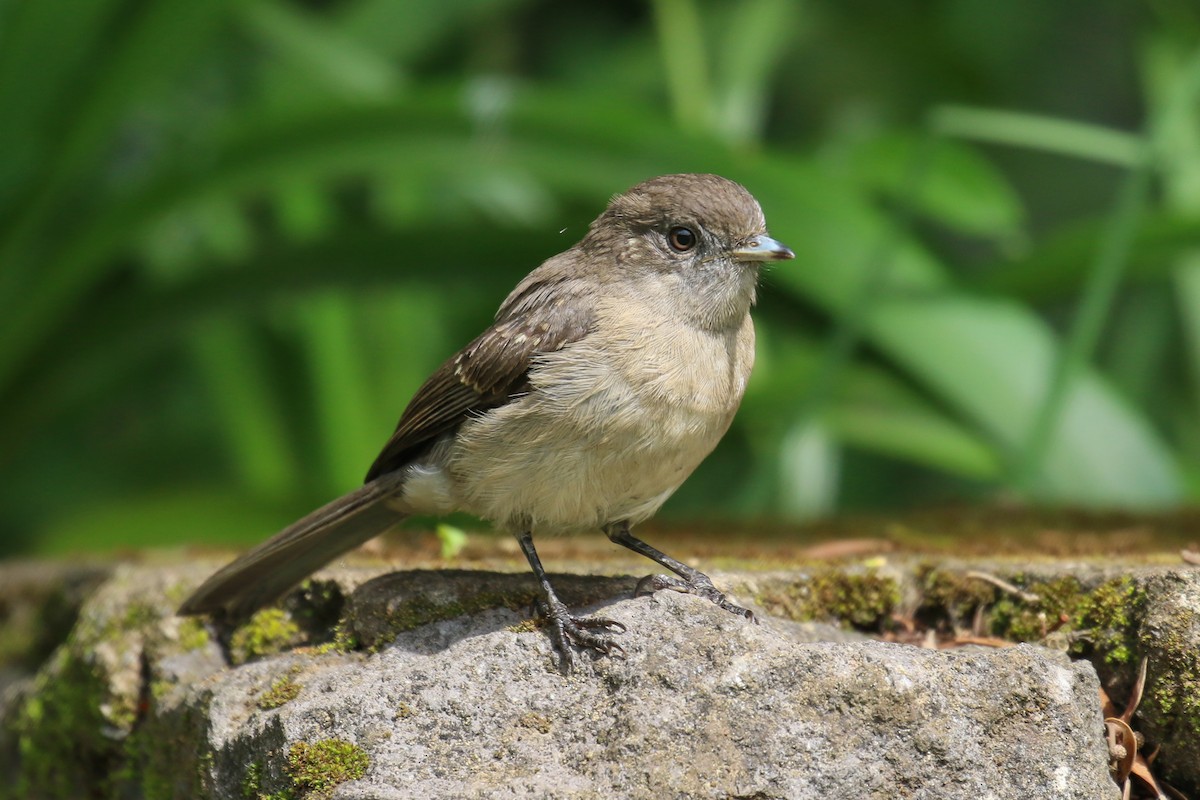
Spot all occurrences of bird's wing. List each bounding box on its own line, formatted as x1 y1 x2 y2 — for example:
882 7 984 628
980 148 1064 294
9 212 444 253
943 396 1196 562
364 272 595 481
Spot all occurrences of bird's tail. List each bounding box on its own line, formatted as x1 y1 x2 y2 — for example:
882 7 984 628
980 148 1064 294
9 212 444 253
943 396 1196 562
178 474 409 619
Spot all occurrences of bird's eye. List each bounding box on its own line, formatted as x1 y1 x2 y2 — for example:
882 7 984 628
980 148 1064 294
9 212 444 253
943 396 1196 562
667 226 696 252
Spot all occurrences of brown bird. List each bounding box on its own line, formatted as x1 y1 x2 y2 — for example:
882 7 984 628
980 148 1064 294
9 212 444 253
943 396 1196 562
179 173 794 670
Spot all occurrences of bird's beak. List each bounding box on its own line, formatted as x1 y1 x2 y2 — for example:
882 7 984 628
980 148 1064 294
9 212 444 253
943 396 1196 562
732 235 795 262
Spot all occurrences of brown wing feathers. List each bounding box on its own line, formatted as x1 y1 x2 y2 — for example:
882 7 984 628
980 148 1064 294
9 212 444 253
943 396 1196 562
364 277 595 482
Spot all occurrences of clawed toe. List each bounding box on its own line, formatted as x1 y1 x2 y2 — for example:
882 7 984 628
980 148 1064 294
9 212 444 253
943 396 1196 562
635 572 682 597
535 599 626 672
571 616 626 634
636 572 757 622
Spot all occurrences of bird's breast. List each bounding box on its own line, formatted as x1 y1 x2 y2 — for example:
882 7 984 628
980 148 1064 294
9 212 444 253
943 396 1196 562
437 306 755 534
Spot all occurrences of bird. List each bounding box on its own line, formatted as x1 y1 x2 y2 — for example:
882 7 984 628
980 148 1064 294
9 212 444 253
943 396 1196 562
179 173 794 670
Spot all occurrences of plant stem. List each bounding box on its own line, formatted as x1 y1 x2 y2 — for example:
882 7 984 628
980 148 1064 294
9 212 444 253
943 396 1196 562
1013 148 1154 495
931 106 1144 167
651 0 711 133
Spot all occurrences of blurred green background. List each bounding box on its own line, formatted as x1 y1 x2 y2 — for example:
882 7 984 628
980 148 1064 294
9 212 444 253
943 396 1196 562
1 0 1199 558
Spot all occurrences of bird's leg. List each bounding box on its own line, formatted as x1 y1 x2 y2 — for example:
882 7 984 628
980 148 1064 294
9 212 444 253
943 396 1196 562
516 531 625 672
605 520 756 622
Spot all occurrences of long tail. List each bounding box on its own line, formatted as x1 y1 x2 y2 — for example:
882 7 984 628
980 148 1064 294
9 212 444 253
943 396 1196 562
179 473 409 619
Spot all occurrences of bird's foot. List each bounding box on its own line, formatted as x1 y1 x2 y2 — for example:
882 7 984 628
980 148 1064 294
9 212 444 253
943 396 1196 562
536 598 626 673
636 572 757 623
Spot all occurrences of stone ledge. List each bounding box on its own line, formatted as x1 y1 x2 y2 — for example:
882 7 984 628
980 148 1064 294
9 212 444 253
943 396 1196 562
2 559 1197 798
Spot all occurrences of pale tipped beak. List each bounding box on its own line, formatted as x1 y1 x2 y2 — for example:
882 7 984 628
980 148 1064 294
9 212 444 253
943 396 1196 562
732 235 795 262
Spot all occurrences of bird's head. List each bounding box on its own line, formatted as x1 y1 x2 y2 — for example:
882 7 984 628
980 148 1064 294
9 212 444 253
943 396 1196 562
583 173 794 329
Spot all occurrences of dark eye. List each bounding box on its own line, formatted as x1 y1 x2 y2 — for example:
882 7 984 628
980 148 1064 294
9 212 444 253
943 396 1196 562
668 226 696 252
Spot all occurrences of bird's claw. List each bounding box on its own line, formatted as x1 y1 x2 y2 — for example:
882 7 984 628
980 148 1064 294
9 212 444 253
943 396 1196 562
535 598 626 673
636 572 758 623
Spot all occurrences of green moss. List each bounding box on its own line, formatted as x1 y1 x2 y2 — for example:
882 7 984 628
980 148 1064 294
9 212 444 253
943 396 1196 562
1071 577 1144 664
177 617 210 651
121 601 160 631
230 608 302 665
258 668 304 711
312 623 358 655
122 728 173 800
989 576 1082 642
917 567 998 619
381 597 461 632
756 569 899 629
4 577 226 800
242 760 296 800
243 761 266 799
973 574 1147 661
10 648 120 798
1149 669 1200 740
4 577 193 799
291 580 347 637
910 572 1147 669
287 739 369 799
118 676 213 800
1141 616 1200 740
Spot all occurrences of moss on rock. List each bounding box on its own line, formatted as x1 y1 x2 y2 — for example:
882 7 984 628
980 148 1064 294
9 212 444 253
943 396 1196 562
989 575 1082 642
916 565 998 628
258 668 304 711
1 566 224 800
757 568 900 629
7 647 119 799
1070 577 1143 664
1131 572 1200 788
287 739 369 799
177 617 211 651
230 609 303 665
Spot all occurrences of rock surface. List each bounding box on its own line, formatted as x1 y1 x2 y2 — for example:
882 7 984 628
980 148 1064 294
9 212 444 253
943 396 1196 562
214 592 1114 800
0 562 1129 800
1133 570 1200 789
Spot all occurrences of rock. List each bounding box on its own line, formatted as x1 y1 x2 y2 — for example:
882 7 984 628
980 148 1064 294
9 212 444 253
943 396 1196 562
1131 570 1200 789
1 564 1119 799
345 569 640 651
0 562 225 799
0 559 111 699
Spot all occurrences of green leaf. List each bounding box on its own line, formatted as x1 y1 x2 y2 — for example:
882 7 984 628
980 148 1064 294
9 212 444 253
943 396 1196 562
436 523 468 559
336 0 521 65
291 291 382 493
239 0 402 100
829 372 1003 481
0 0 124 204
0 73 1183 512
188 322 300 499
651 0 712 133
977 214 1200 301
711 0 804 144
747 333 1001 482
1174 254 1200 413
931 105 1145 166
844 132 1026 239
866 294 1182 507
0 0 236 391
0 226 545 469
776 419 839 520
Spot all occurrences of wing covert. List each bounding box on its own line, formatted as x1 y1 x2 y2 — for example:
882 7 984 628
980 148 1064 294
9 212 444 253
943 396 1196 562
364 274 594 481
